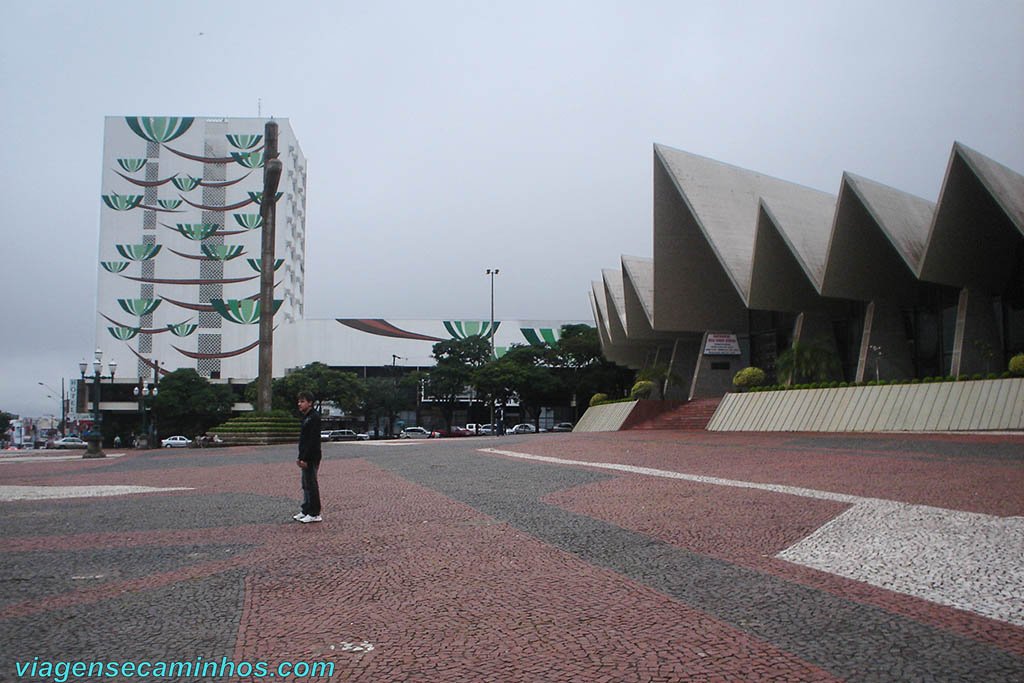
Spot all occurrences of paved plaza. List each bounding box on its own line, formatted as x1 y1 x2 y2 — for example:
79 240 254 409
1 431 1022 681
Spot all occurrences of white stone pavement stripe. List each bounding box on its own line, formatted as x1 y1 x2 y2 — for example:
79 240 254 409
0 485 193 501
0 453 126 463
479 448 1024 627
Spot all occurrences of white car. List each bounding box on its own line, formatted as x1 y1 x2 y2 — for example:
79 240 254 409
509 423 537 434
161 435 191 448
399 427 432 439
320 430 333 442
52 436 88 449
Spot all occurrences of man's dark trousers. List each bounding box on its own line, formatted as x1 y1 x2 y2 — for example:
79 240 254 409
301 462 321 516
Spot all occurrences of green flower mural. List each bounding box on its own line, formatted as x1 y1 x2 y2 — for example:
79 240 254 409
247 191 283 204
101 194 143 211
107 325 140 341
231 151 264 169
226 133 263 150
171 176 202 192
246 258 284 273
521 328 560 346
201 244 245 261
211 298 283 324
117 158 147 173
158 199 183 210
118 298 161 316
167 321 198 337
125 116 194 143
100 261 130 273
115 244 162 261
444 320 500 340
233 213 263 230
175 224 220 241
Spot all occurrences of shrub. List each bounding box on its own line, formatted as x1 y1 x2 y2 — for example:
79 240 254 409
589 393 609 407
1010 353 1024 376
630 380 655 399
732 367 767 390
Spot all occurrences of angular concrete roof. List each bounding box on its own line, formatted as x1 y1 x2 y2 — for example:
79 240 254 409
601 268 629 334
919 142 1024 291
820 173 933 302
594 140 1023 364
655 144 835 302
748 189 836 311
590 282 648 369
620 256 660 338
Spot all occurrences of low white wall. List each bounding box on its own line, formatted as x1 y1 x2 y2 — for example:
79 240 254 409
707 378 1024 432
573 401 639 432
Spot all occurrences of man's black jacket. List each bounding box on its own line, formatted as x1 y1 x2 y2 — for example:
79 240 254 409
298 409 322 465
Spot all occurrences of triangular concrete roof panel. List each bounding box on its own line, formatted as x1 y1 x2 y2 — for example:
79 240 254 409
919 142 1024 290
601 268 629 332
654 144 835 301
758 189 836 289
844 173 933 270
954 142 1024 235
621 255 655 326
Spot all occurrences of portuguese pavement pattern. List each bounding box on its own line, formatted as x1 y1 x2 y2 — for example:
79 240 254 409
0 431 1021 681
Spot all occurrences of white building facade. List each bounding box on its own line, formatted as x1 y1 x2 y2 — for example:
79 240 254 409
94 116 307 381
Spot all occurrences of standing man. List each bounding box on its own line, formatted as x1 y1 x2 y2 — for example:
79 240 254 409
294 391 323 523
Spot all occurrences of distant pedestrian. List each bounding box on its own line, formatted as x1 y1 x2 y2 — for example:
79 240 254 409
293 391 323 523
113 435 122 448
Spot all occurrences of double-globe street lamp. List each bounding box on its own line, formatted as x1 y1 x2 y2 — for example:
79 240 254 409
79 349 117 458
133 365 159 449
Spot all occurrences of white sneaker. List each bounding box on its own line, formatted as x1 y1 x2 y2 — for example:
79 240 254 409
299 514 322 524
292 513 306 521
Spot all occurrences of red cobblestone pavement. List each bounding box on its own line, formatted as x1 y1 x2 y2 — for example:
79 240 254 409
1 431 1021 682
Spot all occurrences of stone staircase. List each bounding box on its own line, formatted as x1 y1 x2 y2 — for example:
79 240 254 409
626 398 722 431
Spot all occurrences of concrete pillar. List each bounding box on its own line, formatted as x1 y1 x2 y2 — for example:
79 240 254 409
950 288 1002 377
855 301 915 382
690 331 748 398
665 335 701 400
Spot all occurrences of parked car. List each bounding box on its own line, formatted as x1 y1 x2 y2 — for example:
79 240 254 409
399 427 432 439
329 429 358 441
161 435 191 448
551 422 574 432
320 430 333 442
52 436 87 449
356 433 370 441
435 427 471 437
479 423 494 435
465 423 486 435
509 423 537 434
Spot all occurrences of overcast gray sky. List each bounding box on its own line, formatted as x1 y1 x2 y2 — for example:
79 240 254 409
2 0 1022 418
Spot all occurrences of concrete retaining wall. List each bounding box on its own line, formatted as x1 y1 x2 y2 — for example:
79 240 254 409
707 378 1024 432
573 401 640 432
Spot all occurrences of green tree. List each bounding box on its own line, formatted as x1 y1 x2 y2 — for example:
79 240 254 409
424 363 471 432
499 344 563 429
550 324 633 419
154 369 235 438
775 340 841 385
358 376 414 436
0 411 14 436
425 336 492 432
245 362 364 415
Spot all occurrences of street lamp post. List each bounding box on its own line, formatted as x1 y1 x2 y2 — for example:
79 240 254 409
133 367 159 449
38 379 67 437
486 268 499 435
78 349 117 458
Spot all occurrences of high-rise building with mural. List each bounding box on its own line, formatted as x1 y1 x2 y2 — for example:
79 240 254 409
95 116 306 381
